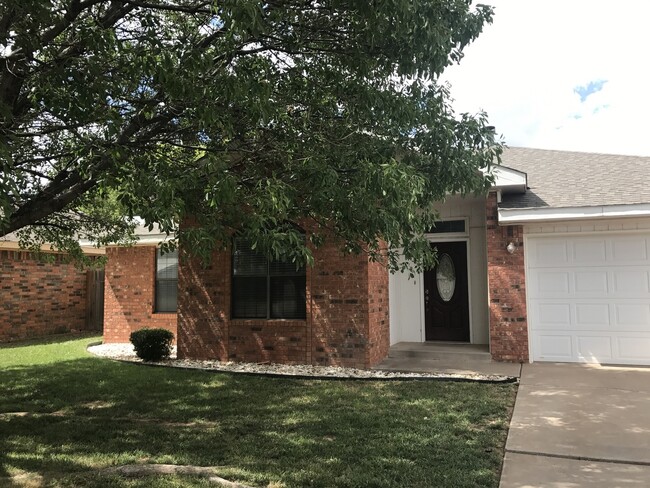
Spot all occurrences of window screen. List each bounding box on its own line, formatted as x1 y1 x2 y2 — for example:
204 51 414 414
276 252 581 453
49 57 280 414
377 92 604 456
155 248 178 313
428 220 466 234
231 239 306 319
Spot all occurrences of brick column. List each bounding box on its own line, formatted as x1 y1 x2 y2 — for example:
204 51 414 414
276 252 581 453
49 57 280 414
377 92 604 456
177 247 230 360
366 258 390 367
486 192 529 362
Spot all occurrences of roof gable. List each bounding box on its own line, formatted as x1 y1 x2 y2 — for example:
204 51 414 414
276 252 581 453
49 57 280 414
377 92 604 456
490 165 527 194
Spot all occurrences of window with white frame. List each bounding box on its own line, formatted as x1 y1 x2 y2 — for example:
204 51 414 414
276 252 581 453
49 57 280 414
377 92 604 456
427 219 467 234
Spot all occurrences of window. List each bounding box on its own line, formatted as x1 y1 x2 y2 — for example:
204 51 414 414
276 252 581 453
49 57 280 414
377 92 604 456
155 248 178 313
231 238 306 319
427 219 466 234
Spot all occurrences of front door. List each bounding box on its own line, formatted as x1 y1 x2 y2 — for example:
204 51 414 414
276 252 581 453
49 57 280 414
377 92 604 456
424 241 470 342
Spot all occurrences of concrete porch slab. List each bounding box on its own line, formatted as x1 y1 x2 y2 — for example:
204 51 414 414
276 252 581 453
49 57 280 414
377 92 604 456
373 342 522 377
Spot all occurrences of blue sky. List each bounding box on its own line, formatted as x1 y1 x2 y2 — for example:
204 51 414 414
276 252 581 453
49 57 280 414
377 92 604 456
441 0 650 156
574 80 607 103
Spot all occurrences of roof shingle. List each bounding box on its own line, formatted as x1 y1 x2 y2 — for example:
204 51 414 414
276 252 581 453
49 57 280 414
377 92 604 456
499 147 650 209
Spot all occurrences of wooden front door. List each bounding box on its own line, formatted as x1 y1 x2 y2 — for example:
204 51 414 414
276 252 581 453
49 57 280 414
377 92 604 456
424 241 470 342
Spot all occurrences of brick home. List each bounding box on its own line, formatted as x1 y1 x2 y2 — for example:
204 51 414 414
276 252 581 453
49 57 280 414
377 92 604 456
0 238 104 342
104 147 650 367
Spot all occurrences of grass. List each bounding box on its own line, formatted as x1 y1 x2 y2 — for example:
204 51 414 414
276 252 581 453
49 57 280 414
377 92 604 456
0 335 516 487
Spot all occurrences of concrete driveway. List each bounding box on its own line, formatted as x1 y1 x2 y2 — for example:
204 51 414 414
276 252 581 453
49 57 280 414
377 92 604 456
500 362 650 487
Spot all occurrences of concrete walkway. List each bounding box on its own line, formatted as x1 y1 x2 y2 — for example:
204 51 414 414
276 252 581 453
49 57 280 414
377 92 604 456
500 362 650 487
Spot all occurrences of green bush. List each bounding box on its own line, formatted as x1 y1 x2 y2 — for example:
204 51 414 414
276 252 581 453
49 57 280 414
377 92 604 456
129 328 174 361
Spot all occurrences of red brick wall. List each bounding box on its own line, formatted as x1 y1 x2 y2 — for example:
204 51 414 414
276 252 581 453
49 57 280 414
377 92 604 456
486 192 529 362
103 246 177 343
310 246 372 368
0 250 89 342
178 247 311 364
176 249 230 360
178 235 390 368
367 258 390 366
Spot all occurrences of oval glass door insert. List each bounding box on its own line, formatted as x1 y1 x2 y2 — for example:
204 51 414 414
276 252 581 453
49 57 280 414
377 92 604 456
436 253 456 302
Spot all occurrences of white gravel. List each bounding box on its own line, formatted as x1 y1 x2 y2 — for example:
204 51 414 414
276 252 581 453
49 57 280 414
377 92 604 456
87 343 511 382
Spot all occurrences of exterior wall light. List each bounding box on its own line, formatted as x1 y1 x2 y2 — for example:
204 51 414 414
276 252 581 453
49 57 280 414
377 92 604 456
506 242 516 254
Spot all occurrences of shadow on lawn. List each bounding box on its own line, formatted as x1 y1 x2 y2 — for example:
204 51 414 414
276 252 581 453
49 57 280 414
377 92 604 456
0 351 513 488
0 332 99 350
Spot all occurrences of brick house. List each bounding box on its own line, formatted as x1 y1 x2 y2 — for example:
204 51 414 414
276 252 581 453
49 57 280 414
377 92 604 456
0 238 104 342
104 147 650 367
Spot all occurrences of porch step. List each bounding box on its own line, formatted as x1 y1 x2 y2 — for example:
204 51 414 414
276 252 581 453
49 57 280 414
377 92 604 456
374 356 521 377
375 342 522 377
388 342 491 361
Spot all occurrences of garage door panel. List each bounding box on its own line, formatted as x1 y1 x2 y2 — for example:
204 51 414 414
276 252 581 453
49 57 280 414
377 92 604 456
528 240 569 267
536 302 571 327
575 303 610 327
577 336 613 362
575 271 608 294
532 301 611 330
533 271 650 299
572 239 607 263
529 236 650 267
612 270 650 293
536 334 573 360
528 232 650 365
618 337 650 360
535 332 650 364
530 271 570 296
615 304 650 328
611 237 648 262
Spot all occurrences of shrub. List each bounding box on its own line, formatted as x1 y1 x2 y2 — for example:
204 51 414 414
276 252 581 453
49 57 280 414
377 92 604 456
129 328 174 362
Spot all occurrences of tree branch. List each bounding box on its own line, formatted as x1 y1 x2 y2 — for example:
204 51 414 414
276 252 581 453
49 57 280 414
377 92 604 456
122 0 213 14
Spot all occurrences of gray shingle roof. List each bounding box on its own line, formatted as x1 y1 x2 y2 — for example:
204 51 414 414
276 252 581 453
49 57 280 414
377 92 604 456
499 147 650 209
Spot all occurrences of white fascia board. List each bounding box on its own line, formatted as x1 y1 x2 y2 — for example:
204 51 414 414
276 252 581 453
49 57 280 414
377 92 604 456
99 233 172 247
133 234 173 245
498 203 650 224
82 232 173 248
0 240 106 255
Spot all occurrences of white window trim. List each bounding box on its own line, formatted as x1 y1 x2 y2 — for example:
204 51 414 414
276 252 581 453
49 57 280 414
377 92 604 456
424 217 470 240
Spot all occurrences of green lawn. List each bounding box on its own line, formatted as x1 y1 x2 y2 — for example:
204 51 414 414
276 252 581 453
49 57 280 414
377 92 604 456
0 335 516 488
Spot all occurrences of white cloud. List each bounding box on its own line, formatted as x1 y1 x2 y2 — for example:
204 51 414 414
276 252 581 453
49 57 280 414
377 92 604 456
442 0 650 156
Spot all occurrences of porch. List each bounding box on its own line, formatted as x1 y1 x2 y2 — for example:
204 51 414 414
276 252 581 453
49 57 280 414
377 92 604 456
373 342 522 377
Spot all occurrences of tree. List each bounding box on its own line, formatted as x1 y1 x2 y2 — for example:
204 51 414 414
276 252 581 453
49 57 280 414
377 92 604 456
0 0 501 271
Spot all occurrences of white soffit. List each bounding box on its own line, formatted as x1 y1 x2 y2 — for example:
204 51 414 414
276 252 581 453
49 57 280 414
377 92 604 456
499 203 650 224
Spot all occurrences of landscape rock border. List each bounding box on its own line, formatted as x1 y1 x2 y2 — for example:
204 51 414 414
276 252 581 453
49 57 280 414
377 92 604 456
87 343 517 384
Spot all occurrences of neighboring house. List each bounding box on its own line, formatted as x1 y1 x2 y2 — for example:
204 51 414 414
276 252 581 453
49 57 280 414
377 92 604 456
0 236 104 342
103 147 650 367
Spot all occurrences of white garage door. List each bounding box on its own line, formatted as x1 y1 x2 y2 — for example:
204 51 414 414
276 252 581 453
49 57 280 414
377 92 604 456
528 233 650 364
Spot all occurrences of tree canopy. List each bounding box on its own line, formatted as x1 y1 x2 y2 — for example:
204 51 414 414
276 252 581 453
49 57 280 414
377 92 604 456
0 0 501 271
